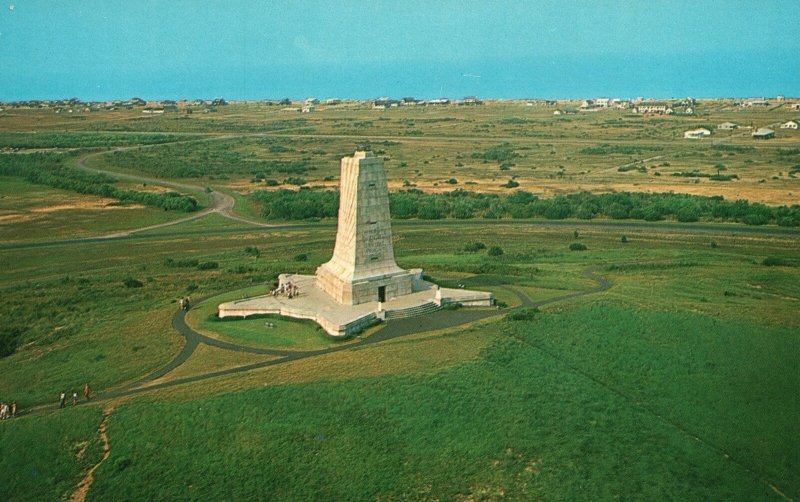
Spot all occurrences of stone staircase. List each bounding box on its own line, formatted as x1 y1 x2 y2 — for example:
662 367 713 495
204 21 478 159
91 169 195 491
383 301 442 320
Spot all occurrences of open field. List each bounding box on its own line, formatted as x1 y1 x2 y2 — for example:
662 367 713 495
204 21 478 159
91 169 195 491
0 101 798 500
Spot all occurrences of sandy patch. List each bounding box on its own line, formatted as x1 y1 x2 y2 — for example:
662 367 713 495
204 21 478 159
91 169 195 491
0 200 146 224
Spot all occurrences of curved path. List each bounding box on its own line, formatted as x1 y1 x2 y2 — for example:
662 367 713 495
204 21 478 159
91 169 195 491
69 137 273 239
24 267 611 413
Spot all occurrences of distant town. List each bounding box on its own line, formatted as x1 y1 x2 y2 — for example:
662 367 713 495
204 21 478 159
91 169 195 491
2 95 797 141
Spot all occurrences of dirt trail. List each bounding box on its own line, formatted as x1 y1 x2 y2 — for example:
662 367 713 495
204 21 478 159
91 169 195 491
69 405 114 502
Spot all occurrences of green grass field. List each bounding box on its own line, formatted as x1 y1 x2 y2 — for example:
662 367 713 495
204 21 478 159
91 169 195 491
0 102 798 501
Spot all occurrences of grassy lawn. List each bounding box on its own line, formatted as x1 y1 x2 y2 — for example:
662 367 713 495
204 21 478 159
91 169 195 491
0 176 185 242
87 307 791 500
0 104 798 500
186 286 347 352
0 405 104 501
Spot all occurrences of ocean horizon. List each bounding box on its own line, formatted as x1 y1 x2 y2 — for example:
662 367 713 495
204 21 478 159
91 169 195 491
3 50 798 103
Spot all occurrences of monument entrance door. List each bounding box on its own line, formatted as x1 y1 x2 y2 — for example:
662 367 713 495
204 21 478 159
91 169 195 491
378 286 386 302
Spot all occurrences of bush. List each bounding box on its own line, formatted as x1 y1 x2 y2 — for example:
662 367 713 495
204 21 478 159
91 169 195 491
462 242 487 253
197 261 219 270
164 258 199 268
0 326 22 358
569 243 588 251
506 307 540 321
487 246 504 257
123 277 144 288
244 246 260 257
294 253 308 262
762 256 786 266
620 235 628 243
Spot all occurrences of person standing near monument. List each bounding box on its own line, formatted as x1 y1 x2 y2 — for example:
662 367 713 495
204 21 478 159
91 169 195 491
59 391 66 409
84 383 91 401
71 391 78 406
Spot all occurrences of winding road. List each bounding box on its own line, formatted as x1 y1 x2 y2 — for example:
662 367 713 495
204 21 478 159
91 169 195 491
24 267 612 414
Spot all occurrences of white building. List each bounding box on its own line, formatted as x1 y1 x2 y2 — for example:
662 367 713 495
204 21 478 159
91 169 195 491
780 120 798 129
684 128 711 139
717 122 738 130
635 102 671 114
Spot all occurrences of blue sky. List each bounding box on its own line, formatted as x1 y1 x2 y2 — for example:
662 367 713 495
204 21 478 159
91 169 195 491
1 1 798 100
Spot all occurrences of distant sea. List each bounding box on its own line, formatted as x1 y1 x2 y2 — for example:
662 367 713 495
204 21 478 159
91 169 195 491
3 50 799 101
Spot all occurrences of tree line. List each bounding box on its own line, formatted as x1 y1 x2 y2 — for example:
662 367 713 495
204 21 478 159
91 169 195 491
0 153 200 212
251 188 800 226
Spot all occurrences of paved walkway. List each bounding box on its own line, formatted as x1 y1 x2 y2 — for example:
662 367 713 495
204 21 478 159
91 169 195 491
23 267 611 414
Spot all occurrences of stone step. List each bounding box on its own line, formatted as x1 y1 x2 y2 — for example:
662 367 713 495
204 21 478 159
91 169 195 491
383 301 442 320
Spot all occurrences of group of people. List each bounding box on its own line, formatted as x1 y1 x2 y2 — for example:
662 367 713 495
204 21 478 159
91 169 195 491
179 296 192 311
0 401 15 420
270 281 299 299
58 383 91 409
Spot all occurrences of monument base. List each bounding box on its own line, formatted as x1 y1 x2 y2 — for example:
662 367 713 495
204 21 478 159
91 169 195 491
314 265 420 305
217 274 494 337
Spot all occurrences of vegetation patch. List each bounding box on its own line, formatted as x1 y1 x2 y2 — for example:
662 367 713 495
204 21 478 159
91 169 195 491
0 154 199 212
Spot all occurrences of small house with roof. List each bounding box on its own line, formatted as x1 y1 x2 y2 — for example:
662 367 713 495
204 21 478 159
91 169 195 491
684 128 711 139
717 122 738 130
752 128 775 139
780 120 798 130
635 102 672 114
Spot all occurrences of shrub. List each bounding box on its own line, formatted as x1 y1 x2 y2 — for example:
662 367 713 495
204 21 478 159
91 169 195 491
620 235 628 243
463 242 487 253
569 243 588 251
501 180 520 188
506 307 540 321
0 326 22 358
164 258 199 268
197 261 219 270
487 246 504 256
244 246 260 257
123 277 143 288
294 253 308 262
762 256 786 266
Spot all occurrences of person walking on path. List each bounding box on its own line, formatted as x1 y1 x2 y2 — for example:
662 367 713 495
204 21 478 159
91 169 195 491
84 383 91 401
71 391 78 406
11 401 16 418
59 391 66 409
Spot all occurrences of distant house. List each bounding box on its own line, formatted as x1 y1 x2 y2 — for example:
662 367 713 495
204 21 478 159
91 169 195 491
142 108 165 114
463 96 482 105
635 102 671 114
791 103 800 111
752 128 775 139
684 128 711 139
553 110 563 115
305 97 319 105
780 120 798 129
717 122 738 130
741 98 769 107
302 105 315 113
373 98 399 109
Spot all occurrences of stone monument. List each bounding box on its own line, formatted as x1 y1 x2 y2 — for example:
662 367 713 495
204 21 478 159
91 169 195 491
218 150 493 337
315 151 416 305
